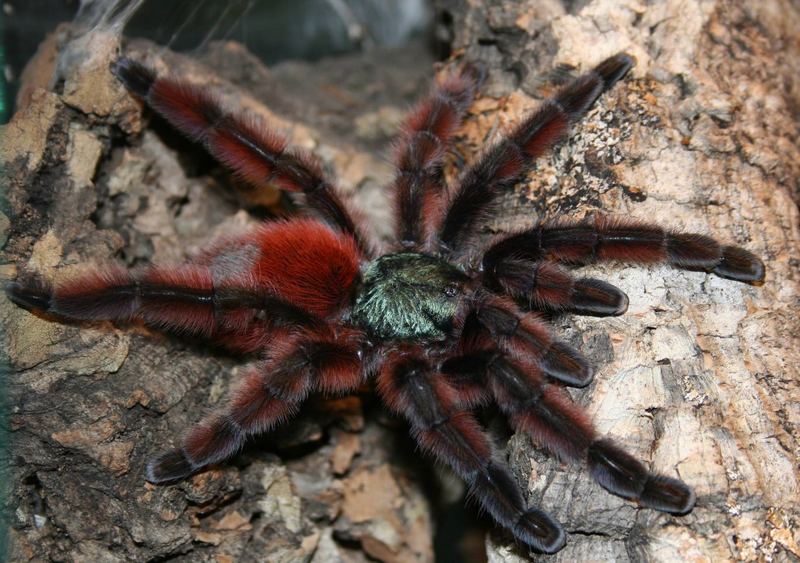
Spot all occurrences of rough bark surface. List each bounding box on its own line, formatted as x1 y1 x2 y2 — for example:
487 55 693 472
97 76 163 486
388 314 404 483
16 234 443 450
2 1 799 562
433 0 800 561
2 27 438 563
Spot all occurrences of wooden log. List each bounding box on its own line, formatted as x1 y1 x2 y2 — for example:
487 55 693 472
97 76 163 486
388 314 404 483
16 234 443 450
433 0 800 560
3 1 800 560
2 29 437 562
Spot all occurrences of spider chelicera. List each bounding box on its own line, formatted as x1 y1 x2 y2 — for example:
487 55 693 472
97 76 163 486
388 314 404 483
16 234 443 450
7 52 764 554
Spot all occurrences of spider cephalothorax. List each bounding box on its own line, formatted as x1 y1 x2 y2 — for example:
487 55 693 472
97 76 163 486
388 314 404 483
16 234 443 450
351 252 470 341
7 51 764 554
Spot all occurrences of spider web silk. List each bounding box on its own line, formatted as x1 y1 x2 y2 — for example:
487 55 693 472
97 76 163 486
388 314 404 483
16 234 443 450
75 0 147 35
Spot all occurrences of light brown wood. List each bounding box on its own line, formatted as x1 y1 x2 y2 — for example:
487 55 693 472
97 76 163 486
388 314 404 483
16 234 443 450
434 0 799 560
2 30 436 563
3 1 799 561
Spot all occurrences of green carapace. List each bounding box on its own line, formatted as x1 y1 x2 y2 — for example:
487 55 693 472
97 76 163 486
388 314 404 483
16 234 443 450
351 252 469 341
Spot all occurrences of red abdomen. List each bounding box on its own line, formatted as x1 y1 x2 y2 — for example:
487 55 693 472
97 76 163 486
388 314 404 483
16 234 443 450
205 219 361 318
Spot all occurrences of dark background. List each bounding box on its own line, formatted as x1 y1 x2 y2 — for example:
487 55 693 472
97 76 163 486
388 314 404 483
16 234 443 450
3 0 435 123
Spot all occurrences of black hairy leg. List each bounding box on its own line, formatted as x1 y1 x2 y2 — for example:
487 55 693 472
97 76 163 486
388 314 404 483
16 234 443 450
480 258 630 317
436 54 635 255
378 348 566 554
482 216 765 285
6 264 322 348
148 327 364 483
440 351 695 515
392 63 483 247
110 58 373 255
468 292 594 387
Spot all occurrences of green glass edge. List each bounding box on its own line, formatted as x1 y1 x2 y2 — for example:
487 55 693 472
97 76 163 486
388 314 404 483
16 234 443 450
0 3 10 560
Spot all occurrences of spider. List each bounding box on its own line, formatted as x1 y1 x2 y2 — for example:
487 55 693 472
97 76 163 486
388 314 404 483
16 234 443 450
7 52 764 555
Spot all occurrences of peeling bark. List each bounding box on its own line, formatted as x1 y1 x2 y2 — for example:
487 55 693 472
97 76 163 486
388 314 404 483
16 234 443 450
434 0 800 561
3 27 437 563
3 1 800 562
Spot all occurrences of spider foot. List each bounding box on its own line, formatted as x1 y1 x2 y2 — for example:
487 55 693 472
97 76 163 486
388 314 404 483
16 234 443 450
587 439 695 515
110 57 155 97
714 246 765 285
641 474 696 515
540 342 594 387
570 278 629 316
514 508 567 554
468 461 567 553
458 60 488 92
595 53 636 88
5 277 53 312
146 449 195 484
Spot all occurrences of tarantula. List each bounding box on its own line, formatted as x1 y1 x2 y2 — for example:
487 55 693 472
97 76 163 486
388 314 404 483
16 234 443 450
7 52 764 554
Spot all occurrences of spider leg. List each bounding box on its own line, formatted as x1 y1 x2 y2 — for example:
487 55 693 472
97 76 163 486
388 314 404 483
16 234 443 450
469 292 593 387
433 354 493 410
377 348 566 554
482 215 765 284
437 53 635 254
440 351 695 515
148 327 363 483
6 264 321 346
110 58 371 255
7 219 360 347
482 258 629 316
392 64 483 247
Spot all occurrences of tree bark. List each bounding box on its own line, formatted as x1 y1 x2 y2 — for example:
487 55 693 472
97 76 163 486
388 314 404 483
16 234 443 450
433 0 800 560
2 27 438 563
3 1 800 562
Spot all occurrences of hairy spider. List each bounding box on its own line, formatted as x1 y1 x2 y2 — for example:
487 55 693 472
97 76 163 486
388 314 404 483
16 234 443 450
7 52 764 554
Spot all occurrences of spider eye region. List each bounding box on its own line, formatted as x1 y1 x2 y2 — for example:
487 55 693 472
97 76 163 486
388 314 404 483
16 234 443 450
351 252 469 342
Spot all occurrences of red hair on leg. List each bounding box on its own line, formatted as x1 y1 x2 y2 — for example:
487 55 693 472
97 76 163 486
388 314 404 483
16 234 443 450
377 350 567 554
475 351 695 515
111 57 372 253
148 326 364 484
392 64 482 246
472 294 593 387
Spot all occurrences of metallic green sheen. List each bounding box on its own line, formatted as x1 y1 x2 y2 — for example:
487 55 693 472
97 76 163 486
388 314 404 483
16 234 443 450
351 252 469 341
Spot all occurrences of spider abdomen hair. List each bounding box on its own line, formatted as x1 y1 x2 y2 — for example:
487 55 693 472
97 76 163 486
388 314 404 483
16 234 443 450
243 219 361 318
